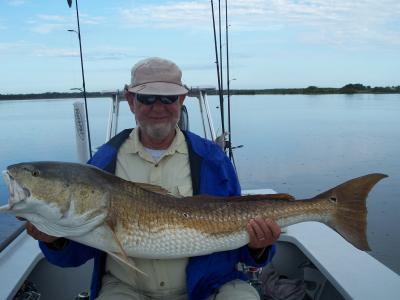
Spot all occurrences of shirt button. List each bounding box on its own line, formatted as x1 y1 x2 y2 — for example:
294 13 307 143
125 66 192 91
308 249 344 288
160 281 165 287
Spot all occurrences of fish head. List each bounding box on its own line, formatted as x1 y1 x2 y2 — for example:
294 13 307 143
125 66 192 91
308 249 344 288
2 162 110 231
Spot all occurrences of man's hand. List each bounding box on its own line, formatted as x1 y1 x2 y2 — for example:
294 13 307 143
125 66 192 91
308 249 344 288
17 217 58 243
246 217 281 249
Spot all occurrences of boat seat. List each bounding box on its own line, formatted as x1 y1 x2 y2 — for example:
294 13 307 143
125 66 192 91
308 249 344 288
178 105 189 131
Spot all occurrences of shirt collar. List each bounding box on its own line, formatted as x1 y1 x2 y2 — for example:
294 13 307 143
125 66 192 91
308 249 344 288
127 126 188 156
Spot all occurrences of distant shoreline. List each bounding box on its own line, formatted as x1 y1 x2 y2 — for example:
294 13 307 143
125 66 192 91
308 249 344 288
1 84 399 100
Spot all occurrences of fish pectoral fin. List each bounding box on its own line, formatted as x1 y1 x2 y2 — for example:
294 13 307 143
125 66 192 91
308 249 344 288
106 251 148 277
107 221 129 259
106 221 148 277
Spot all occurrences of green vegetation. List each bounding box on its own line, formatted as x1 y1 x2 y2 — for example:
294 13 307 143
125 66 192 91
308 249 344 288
0 91 112 100
217 84 400 95
1 84 399 100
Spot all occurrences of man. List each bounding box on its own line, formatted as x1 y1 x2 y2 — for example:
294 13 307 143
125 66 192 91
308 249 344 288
25 57 281 300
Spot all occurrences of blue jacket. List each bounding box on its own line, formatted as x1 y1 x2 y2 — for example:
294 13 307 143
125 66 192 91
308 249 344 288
40 129 275 300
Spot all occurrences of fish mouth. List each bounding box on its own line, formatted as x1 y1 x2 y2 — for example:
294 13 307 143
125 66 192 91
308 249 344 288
2 170 30 210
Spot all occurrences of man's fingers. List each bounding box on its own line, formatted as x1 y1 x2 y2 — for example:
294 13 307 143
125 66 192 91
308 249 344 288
250 218 265 239
246 223 255 240
24 221 58 243
247 217 282 250
266 219 281 239
26 222 38 239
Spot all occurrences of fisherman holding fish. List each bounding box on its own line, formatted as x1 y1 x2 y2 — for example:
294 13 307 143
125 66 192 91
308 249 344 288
6 58 385 300
23 57 281 300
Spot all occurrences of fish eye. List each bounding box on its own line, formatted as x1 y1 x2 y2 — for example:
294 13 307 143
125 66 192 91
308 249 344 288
32 170 40 177
329 196 337 203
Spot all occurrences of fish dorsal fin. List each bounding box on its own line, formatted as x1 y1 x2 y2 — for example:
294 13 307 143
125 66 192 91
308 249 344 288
247 193 295 201
235 193 295 201
189 193 295 202
134 182 173 196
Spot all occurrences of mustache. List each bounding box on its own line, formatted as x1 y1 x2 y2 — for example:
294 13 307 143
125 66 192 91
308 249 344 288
138 121 178 141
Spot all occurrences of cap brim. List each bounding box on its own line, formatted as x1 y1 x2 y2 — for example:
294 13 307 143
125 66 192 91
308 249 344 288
127 82 188 95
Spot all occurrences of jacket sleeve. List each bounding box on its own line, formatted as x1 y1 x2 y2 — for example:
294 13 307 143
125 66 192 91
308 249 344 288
222 154 241 196
39 240 98 267
239 244 276 268
219 148 276 266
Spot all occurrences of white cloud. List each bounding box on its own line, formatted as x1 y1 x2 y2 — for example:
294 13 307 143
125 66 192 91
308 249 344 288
83 48 136 61
86 51 130 61
79 14 104 25
0 41 27 53
37 14 67 22
30 23 67 34
0 41 137 62
34 47 78 58
29 13 103 34
120 1 211 29
119 0 400 46
6 0 26 6
33 46 137 61
28 14 72 34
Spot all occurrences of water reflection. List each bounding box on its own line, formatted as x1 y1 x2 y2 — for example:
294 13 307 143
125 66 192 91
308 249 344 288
0 94 399 274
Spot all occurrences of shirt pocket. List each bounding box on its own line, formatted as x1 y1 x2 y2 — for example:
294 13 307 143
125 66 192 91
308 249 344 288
177 184 193 197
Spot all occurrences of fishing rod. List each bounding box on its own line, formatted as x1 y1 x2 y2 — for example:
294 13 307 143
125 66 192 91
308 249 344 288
210 0 225 135
218 0 224 112
210 0 238 167
67 0 93 159
225 0 233 162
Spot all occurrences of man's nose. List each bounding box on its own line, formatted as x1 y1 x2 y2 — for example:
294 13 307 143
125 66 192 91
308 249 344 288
152 99 167 109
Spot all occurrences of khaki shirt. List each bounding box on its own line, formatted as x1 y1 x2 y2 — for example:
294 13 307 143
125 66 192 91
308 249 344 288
105 127 193 295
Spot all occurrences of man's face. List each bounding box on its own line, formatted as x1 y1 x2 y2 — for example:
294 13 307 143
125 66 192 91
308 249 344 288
127 93 185 141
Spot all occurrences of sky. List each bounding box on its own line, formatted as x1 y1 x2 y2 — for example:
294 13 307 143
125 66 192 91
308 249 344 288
0 0 399 94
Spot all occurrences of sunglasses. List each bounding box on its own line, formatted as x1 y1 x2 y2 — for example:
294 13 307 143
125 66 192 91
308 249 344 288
136 94 179 105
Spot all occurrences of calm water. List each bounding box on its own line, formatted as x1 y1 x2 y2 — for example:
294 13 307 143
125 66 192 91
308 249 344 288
0 94 399 275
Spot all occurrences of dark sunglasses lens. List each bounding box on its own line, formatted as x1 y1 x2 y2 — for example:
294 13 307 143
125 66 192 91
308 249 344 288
159 95 179 104
136 94 179 105
136 94 157 105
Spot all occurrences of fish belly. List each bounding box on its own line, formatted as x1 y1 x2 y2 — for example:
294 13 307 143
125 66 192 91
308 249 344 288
121 228 249 259
71 226 249 259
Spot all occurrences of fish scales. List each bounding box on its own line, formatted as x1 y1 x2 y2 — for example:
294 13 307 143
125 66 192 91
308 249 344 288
1 162 387 259
110 194 334 257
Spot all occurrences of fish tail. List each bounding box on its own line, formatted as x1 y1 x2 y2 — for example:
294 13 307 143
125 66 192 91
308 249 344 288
314 173 387 251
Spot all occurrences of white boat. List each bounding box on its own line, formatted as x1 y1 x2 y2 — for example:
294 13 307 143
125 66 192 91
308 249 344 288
0 88 399 300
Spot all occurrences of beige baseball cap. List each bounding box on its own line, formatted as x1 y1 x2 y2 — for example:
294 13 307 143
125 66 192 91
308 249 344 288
126 57 188 95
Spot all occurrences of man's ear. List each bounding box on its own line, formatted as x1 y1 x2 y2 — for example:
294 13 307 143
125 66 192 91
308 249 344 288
125 92 136 113
179 95 186 105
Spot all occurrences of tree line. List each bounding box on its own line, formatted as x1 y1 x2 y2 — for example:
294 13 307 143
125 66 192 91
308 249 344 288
214 84 400 95
1 84 400 100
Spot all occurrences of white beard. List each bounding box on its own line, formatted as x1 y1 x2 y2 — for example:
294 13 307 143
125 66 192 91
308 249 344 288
137 120 177 141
